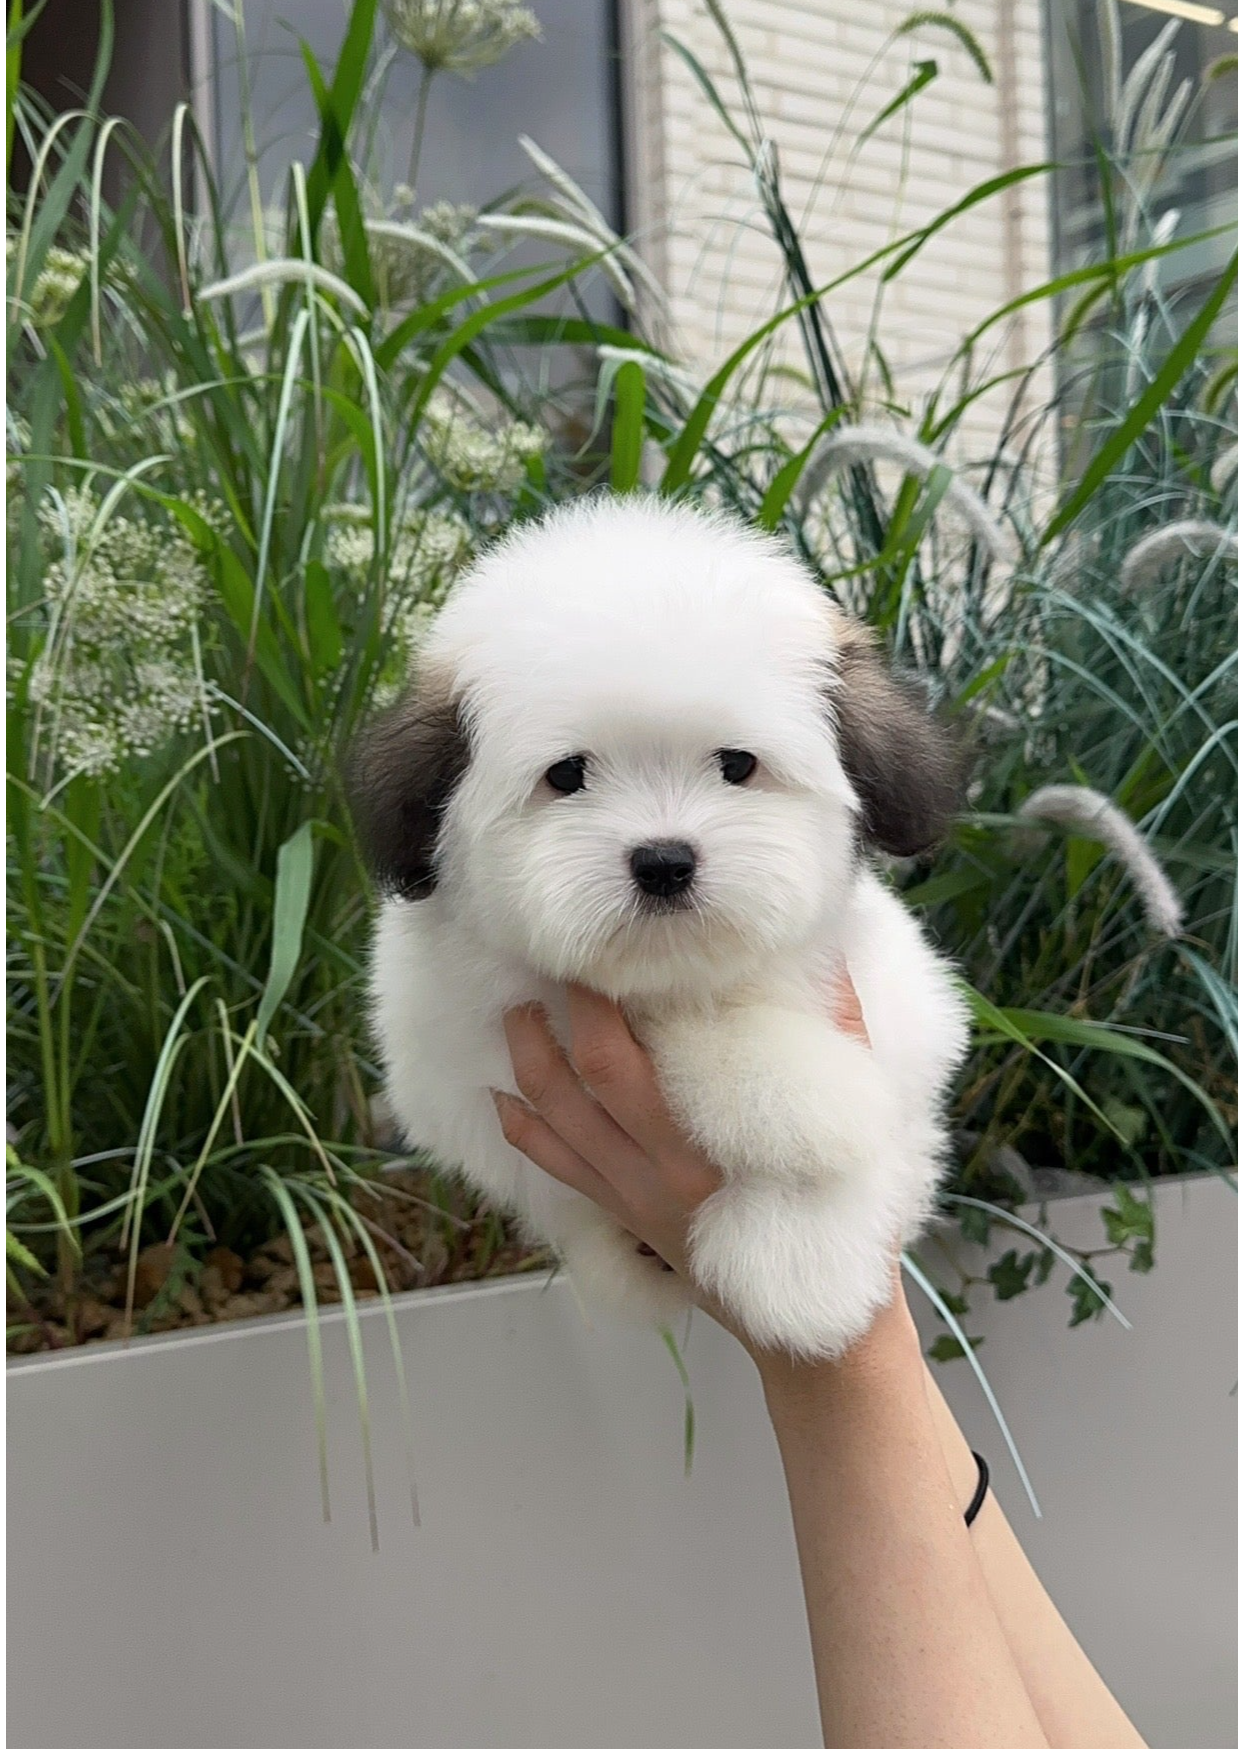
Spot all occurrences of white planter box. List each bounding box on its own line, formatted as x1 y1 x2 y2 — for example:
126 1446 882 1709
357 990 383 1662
8 1174 1236 1749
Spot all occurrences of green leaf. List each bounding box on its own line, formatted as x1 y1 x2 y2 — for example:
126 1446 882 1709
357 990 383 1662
882 164 1048 282
1068 1271 1112 1327
962 222 1237 353
1102 1183 1155 1246
256 821 318 1046
301 40 375 306
609 359 646 493
935 1287 971 1317
1100 1098 1148 1149
495 314 663 354
303 559 343 678
859 59 937 147
1034 1248 1055 1286
660 287 836 495
901 866 991 909
988 1247 1035 1301
659 1325 696 1478
209 539 311 729
375 260 575 371
958 1203 991 1245
303 0 377 236
1129 1238 1155 1274
969 997 1232 1149
406 252 616 429
757 411 844 529
6 1227 43 1277
1043 244 1238 544
929 1334 983 1364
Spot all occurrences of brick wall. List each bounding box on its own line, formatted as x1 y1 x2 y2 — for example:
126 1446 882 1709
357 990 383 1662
620 0 1054 454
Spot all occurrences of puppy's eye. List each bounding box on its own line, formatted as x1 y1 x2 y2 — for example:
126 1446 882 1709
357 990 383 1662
717 749 757 785
545 756 588 795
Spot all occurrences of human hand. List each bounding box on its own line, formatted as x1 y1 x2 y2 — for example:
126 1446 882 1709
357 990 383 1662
492 970 911 1365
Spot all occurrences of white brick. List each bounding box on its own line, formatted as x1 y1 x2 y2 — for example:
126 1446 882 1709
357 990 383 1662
622 0 1054 452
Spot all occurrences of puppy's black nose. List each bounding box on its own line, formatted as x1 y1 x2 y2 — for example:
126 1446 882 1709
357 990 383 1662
630 840 696 899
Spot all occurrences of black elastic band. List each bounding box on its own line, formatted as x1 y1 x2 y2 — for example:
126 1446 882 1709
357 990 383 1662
964 1450 990 1527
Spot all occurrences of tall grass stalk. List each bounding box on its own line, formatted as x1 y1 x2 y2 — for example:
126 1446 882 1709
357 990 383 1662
6 0 1235 1409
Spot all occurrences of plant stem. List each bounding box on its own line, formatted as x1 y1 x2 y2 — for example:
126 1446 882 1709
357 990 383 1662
407 67 435 195
232 0 275 330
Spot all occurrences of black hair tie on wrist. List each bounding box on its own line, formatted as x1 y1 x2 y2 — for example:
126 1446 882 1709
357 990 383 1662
964 1450 990 1528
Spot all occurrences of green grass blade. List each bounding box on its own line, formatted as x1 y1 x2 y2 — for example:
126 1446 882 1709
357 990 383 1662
1043 245 1238 545
609 359 646 492
757 412 844 529
858 59 937 147
294 1183 379 1552
903 1251 1041 1517
257 821 318 1046
261 1168 331 1525
658 1324 696 1478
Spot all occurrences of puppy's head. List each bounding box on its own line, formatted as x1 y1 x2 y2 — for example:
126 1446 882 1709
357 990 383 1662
350 497 964 999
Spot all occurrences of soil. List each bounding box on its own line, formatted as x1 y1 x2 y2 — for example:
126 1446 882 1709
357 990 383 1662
6 1167 551 1355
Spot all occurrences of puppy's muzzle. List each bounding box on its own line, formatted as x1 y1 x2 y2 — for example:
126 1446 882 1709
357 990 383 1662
629 840 697 902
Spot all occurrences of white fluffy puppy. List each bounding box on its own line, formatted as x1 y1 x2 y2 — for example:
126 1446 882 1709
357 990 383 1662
352 495 969 1358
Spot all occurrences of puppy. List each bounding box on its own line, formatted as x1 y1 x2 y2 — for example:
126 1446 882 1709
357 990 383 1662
351 496 969 1358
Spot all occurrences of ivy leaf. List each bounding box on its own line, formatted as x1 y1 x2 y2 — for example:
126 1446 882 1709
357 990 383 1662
988 1248 1035 1301
1068 1271 1112 1326
958 1204 991 1246
1101 1097 1148 1149
1102 1183 1155 1247
928 1333 984 1364
1034 1247 1055 1286
1129 1238 1155 1274
934 1287 971 1318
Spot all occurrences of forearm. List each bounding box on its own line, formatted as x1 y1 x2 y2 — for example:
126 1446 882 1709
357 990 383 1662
922 1367 1148 1749
758 1305 1051 1749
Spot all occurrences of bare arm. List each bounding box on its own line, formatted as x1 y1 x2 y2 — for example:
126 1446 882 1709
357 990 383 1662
921 1365 1149 1749
754 1295 1051 1748
495 982 1149 1748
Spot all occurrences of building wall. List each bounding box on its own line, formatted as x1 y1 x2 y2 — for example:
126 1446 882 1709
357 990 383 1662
621 0 1054 450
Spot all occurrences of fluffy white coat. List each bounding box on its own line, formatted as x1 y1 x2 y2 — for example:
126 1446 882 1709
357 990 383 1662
363 497 968 1357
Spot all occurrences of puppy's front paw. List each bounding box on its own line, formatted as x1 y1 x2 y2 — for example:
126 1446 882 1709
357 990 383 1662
649 1007 902 1185
688 1175 897 1359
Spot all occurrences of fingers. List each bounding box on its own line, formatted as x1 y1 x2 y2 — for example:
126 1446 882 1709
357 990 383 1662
563 985 684 1160
502 1004 649 1180
491 1091 620 1216
830 965 871 1048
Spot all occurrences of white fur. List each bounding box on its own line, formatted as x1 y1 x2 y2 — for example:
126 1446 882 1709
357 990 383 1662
368 497 968 1358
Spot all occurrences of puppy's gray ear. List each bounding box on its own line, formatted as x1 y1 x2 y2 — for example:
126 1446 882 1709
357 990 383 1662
348 683 470 898
832 630 968 858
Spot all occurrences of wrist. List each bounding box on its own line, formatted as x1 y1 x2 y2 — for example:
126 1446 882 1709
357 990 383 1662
753 1285 925 1417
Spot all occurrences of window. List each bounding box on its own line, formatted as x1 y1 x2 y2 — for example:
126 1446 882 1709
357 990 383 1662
204 1 623 239
1046 0 1238 292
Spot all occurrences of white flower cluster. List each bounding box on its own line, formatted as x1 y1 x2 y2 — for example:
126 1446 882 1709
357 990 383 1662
323 500 468 594
27 490 208 778
383 0 541 75
7 236 90 329
320 196 478 310
324 500 474 685
6 413 31 489
422 393 545 493
112 374 198 451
